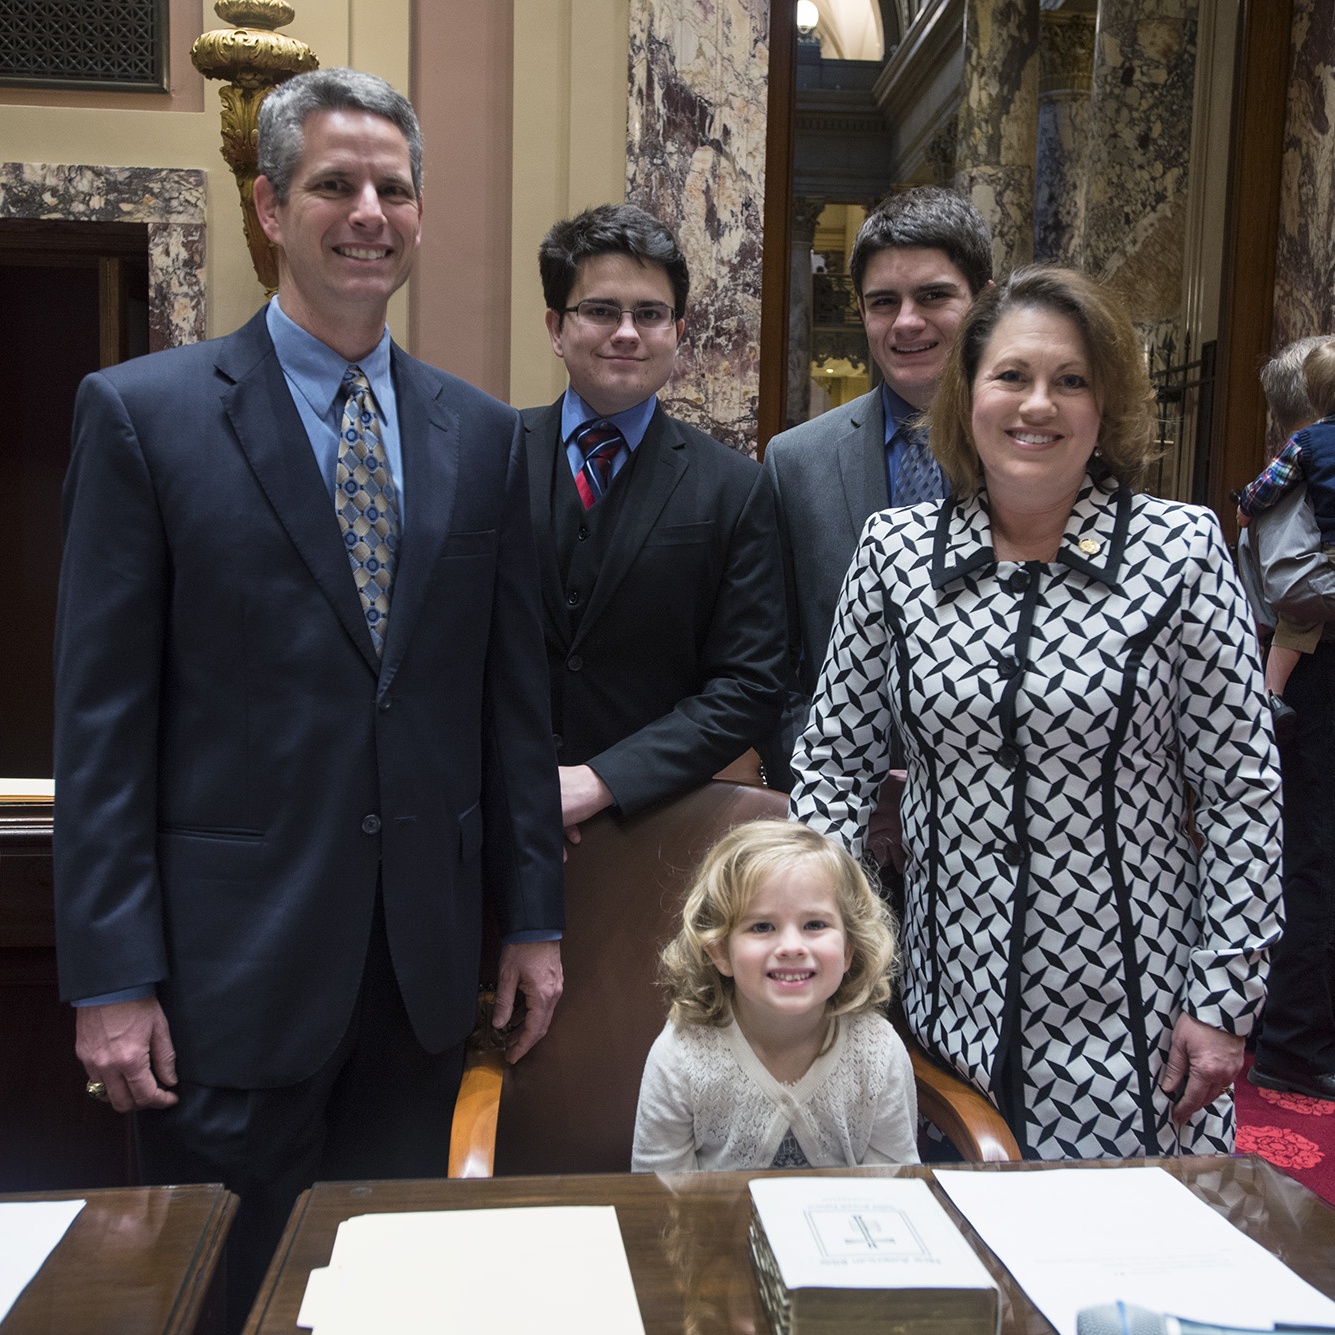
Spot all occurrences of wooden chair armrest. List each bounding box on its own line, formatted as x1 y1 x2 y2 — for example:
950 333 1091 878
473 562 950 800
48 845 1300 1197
910 1043 1021 1162
448 1045 505 1179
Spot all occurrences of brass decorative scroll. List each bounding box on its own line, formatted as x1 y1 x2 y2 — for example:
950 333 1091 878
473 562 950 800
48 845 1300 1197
191 1 318 293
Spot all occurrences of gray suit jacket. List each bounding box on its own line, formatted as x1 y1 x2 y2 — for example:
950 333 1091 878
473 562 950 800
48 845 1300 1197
761 390 889 772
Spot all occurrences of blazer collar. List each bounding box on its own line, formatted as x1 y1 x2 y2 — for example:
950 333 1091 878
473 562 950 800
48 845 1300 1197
524 400 570 642
573 403 687 643
836 388 890 535
219 311 456 682
930 473 1132 590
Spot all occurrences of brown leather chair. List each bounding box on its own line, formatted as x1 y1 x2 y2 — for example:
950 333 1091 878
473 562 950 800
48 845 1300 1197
449 781 1019 1177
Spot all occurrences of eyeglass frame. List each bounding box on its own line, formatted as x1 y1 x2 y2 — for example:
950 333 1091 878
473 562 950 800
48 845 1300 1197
560 299 680 330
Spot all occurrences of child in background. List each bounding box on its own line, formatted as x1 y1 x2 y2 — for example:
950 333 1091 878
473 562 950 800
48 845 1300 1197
631 820 918 1172
1234 336 1335 739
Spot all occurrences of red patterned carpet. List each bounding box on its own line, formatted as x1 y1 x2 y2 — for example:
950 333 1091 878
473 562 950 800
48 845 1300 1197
1234 1053 1335 1204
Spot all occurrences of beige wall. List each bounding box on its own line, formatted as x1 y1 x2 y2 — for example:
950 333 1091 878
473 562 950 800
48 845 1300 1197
0 0 412 344
0 0 630 392
508 0 630 410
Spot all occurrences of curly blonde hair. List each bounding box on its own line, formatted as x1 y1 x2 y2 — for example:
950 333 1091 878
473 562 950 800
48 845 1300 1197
929 264 1159 496
660 820 897 1028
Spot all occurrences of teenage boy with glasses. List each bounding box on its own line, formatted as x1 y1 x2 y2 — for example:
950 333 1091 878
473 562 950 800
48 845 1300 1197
524 203 786 841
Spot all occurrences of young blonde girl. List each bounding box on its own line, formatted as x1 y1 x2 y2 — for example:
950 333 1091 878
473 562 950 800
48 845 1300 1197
631 820 918 1172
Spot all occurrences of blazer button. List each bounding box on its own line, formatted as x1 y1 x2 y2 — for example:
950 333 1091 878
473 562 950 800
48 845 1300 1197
1007 569 1032 593
566 590 580 606
997 742 1021 769
997 655 1021 679
378 696 393 712
1003 841 1023 866
577 525 590 541
567 655 583 673
361 814 382 835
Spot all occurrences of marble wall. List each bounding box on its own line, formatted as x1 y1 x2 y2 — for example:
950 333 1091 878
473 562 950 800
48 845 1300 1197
627 0 771 454
1033 11 1094 265
1271 0 1335 355
1074 0 1197 324
953 0 1039 275
0 163 207 350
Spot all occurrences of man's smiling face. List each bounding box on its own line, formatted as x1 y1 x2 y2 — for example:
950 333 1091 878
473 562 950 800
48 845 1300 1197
857 246 974 411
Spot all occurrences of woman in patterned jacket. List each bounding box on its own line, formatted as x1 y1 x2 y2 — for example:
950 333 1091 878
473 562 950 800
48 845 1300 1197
790 266 1283 1159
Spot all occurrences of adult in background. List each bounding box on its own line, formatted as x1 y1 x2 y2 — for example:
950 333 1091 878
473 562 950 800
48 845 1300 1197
1237 337 1335 1101
791 266 1282 1158
525 204 785 836
54 69 564 1324
761 187 993 791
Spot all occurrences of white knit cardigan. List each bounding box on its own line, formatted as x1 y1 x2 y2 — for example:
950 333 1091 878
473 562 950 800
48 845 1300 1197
631 1010 919 1172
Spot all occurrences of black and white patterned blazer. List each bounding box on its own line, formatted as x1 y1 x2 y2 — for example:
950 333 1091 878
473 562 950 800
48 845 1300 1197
791 475 1283 1159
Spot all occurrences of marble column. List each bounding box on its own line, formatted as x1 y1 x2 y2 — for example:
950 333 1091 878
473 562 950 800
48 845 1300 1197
787 196 824 429
1075 0 1198 325
953 0 1040 276
1272 0 1335 353
1033 11 1094 265
627 0 771 455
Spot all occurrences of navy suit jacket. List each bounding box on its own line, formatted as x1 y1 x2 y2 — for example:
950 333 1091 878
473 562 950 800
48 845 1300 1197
523 400 785 814
54 308 564 1089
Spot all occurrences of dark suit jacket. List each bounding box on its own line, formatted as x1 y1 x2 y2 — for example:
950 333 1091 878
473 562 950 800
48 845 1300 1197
54 308 564 1089
760 389 889 783
522 400 785 815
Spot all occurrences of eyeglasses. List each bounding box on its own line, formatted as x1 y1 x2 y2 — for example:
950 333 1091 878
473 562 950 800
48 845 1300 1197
561 300 678 330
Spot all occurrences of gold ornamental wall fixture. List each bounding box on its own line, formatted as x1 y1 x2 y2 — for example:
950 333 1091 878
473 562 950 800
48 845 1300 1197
191 1 319 293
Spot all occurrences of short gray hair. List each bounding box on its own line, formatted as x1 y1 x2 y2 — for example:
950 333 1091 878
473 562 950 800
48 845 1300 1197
1260 335 1326 438
257 68 423 204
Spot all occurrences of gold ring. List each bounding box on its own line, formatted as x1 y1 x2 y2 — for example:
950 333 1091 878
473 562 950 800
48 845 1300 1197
85 1080 109 1102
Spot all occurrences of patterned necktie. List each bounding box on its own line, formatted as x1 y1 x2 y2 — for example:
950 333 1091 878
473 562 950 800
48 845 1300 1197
572 418 628 510
894 426 945 506
336 366 401 658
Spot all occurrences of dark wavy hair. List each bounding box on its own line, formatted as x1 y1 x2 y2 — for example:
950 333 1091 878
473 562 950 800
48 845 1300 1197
850 186 993 298
539 203 690 319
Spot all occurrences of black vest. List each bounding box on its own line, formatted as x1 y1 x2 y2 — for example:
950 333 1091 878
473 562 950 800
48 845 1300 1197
552 440 640 637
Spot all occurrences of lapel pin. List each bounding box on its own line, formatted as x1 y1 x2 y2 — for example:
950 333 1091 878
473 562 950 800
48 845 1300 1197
1078 538 1101 555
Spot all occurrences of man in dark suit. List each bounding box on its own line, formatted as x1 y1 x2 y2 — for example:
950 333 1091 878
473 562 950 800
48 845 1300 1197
761 188 993 793
524 204 785 835
54 69 564 1324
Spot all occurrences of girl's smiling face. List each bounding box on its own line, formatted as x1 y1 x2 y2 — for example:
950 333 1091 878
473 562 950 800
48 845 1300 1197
705 860 852 1031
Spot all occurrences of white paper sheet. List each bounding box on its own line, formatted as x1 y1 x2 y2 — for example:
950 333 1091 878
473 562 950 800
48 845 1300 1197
0 1199 84 1322
297 1205 645 1334
935 1166 1335 1335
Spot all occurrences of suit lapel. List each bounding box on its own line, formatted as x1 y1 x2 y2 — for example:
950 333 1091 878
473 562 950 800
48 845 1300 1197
836 388 889 538
524 401 574 648
377 348 460 686
220 311 379 674
574 404 686 645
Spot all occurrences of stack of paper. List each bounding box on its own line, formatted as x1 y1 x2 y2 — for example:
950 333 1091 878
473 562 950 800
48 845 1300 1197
297 1205 645 1334
934 1167 1335 1335
747 1177 1000 1335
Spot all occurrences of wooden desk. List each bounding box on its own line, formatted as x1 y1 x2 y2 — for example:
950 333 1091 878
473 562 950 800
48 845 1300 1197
247 1156 1335 1334
3 1183 236 1335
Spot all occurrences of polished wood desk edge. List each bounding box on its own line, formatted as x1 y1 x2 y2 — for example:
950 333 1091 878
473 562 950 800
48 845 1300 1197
245 1186 316 1335
242 1157 1335 1334
166 1188 239 1335
0 1183 238 1335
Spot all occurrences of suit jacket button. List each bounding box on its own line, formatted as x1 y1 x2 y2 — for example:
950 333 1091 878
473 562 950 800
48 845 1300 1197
378 697 393 712
566 590 580 606
361 814 382 835
1003 841 1023 866
577 525 589 541
567 655 583 672
997 654 1021 679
